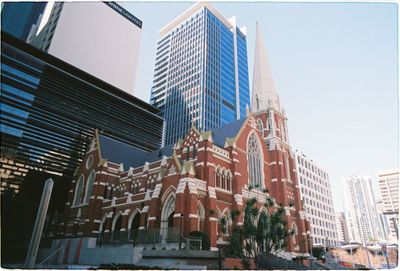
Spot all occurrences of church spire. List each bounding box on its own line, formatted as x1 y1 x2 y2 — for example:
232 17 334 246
251 21 281 113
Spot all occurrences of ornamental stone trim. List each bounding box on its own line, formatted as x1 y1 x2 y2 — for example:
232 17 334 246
234 194 243 205
208 186 216 198
151 183 162 198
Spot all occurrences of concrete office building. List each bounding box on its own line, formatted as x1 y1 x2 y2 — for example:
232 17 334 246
294 151 339 246
150 2 250 146
343 175 384 243
335 212 349 244
378 170 399 240
30 2 142 94
1 2 47 41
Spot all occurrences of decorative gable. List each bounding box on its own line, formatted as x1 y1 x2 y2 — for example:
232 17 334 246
182 125 200 148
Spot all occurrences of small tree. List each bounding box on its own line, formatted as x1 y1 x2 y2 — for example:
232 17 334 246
221 188 293 268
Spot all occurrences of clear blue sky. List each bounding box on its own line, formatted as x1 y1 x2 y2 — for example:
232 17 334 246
120 1 398 212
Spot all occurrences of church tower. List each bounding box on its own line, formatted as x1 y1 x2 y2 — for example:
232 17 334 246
251 22 309 255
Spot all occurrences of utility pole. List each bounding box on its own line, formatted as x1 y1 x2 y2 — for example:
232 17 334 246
25 178 54 268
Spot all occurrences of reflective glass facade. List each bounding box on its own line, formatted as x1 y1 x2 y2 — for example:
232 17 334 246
1 2 47 41
0 33 163 193
150 5 250 146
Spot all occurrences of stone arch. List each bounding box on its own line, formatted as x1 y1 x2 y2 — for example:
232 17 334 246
112 211 123 241
99 213 107 233
73 174 84 206
247 131 264 190
84 170 96 204
160 192 176 243
128 208 141 241
112 211 123 231
161 185 176 204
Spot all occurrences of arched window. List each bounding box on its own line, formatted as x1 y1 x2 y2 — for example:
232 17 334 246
84 170 95 204
291 223 298 244
257 119 263 132
279 120 285 140
226 170 232 191
284 155 291 181
73 175 84 206
222 169 227 190
197 202 205 231
247 133 263 189
256 95 260 111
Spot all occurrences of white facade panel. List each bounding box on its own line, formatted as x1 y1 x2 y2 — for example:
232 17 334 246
294 150 339 247
47 2 141 94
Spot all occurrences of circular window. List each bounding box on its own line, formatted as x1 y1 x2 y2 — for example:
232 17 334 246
86 155 94 169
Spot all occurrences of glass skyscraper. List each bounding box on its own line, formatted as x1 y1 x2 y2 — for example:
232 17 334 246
1 2 47 41
150 3 250 146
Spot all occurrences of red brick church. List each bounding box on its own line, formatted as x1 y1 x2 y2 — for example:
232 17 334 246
63 23 310 256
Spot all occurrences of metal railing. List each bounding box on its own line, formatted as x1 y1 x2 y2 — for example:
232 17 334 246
98 227 180 246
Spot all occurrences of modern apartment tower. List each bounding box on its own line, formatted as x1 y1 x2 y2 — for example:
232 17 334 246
343 175 384 243
335 212 350 244
1 2 47 41
378 170 399 240
150 2 250 145
294 151 339 246
30 2 142 94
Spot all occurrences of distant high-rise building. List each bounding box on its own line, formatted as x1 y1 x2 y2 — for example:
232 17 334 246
375 199 392 240
150 2 250 146
335 212 349 244
378 170 399 240
1 2 47 41
294 151 339 246
343 175 384 243
30 2 142 94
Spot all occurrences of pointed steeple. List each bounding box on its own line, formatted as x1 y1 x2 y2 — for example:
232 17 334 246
251 22 281 113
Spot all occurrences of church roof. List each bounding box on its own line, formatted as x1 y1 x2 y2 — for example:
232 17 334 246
98 134 173 168
212 118 247 147
97 117 247 168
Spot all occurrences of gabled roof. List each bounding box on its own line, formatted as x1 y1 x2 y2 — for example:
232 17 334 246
98 134 173 168
212 118 247 147
97 117 247 168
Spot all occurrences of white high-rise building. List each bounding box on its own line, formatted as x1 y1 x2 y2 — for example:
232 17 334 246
378 170 399 240
335 212 349 244
30 2 142 94
343 175 384 243
294 151 339 246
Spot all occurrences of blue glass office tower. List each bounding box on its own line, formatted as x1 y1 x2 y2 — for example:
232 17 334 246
150 3 250 146
1 2 47 41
